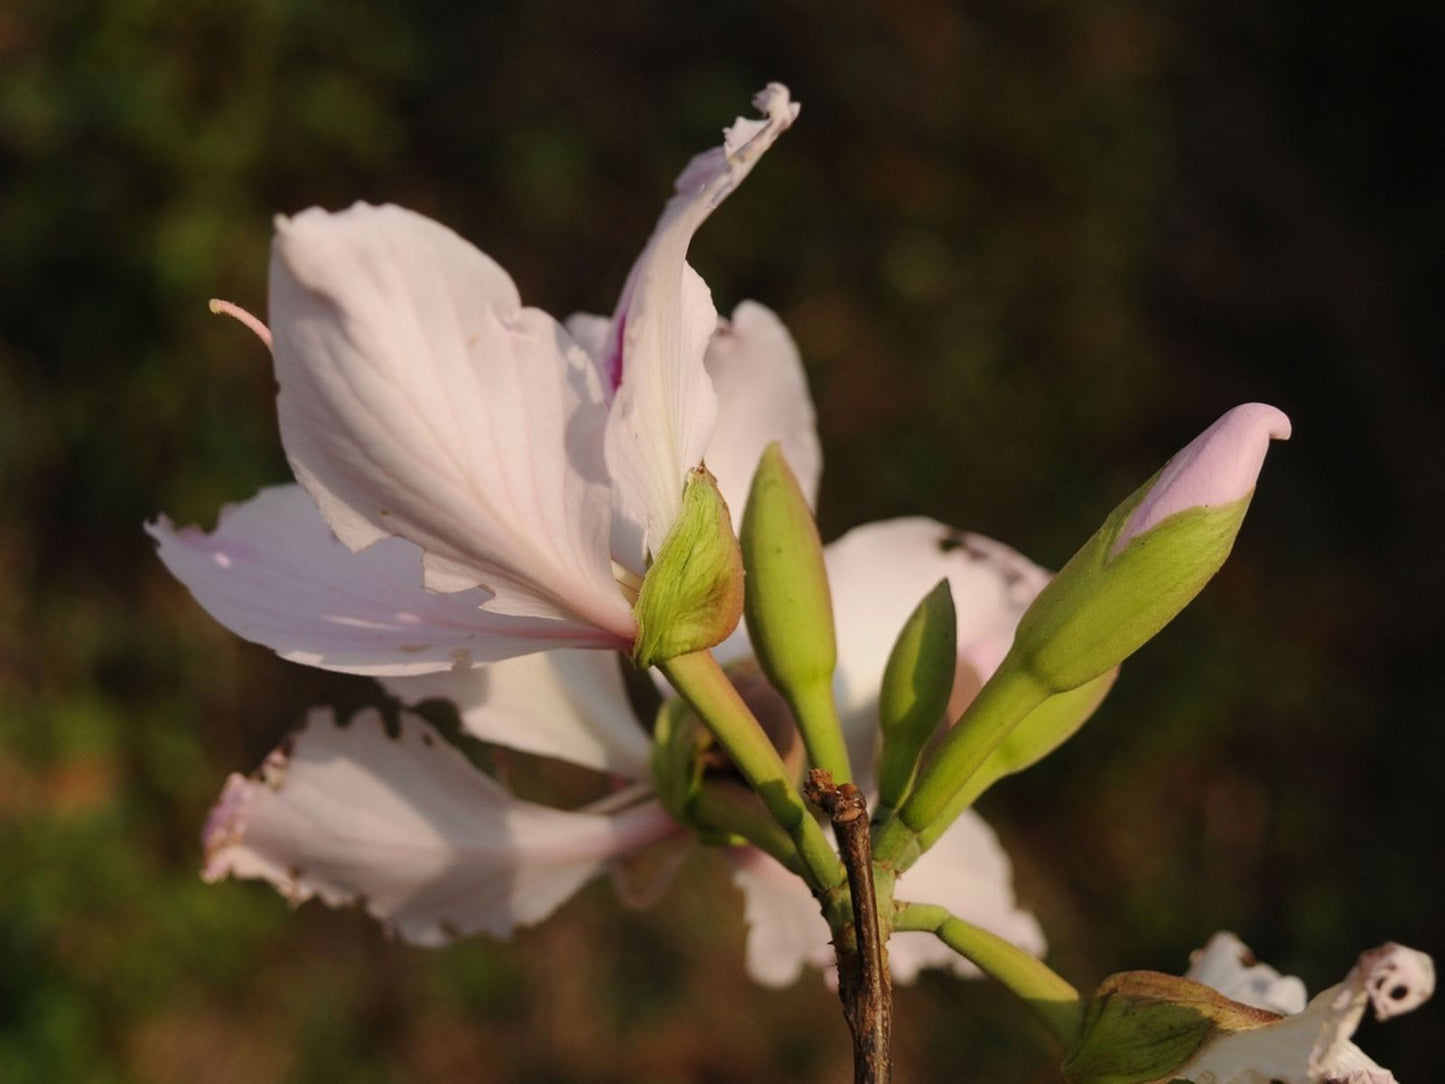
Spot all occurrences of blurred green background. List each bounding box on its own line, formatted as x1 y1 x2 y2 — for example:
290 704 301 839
2 0 1441 1079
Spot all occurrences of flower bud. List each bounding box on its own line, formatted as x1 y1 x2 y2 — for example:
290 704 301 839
741 443 837 691
876 579 957 811
741 443 852 780
1010 404 1290 693
632 467 744 668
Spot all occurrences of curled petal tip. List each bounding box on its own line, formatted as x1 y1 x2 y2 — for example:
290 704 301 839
1115 402 1291 554
1361 943 1434 1020
752 83 800 124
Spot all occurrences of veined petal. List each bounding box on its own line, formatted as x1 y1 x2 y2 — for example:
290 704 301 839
149 485 626 675
604 85 800 562
704 301 822 523
884 809 1046 984
383 649 651 779
203 707 675 944
824 518 1051 780
269 202 635 638
729 809 1041 988
1177 939 1433 1084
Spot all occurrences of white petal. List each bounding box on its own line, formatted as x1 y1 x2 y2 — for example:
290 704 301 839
604 86 800 561
886 808 1046 983
203 707 676 944
269 203 635 638
1186 932 1308 1015
704 301 822 523
824 518 1051 780
729 847 836 988
383 649 652 779
1179 940 1434 1084
149 486 626 675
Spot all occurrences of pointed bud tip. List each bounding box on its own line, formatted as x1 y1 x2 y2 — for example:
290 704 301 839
1115 402 1290 555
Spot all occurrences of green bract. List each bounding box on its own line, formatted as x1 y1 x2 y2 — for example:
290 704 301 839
632 467 744 668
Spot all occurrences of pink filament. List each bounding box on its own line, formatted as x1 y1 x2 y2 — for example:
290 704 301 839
209 298 273 350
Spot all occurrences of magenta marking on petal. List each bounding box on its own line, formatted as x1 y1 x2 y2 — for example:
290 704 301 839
603 312 626 393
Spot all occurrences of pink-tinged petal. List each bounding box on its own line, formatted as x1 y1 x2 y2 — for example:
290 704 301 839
1186 932 1307 1016
824 518 1051 780
203 707 676 945
886 809 1046 984
149 486 625 676
704 301 822 522
383 650 651 779
604 86 800 561
1114 403 1291 556
268 203 635 639
1178 938 1433 1084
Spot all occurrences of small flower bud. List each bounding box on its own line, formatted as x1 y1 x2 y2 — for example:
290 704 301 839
632 467 744 668
876 579 957 811
741 443 852 781
1010 404 1290 693
741 443 837 692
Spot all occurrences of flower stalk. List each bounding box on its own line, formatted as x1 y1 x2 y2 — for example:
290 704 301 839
893 902 1082 1047
659 650 846 896
805 770 893 1084
872 658 1051 871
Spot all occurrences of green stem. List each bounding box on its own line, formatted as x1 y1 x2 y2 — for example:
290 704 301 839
660 651 845 895
874 659 1048 870
787 676 853 785
893 902 1082 1047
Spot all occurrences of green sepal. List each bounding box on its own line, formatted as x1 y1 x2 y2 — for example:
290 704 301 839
1012 475 1252 694
1063 970 1279 1084
876 579 957 810
632 467 744 669
741 442 837 701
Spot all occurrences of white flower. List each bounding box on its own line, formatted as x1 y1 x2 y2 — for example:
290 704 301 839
203 515 1052 984
150 86 809 674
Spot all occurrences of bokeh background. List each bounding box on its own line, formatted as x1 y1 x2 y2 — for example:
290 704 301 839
2 0 1441 1080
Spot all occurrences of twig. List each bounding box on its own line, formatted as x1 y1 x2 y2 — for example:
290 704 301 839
805 769 892 1084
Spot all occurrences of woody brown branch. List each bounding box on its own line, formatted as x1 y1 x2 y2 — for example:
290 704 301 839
805 769 892 1084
